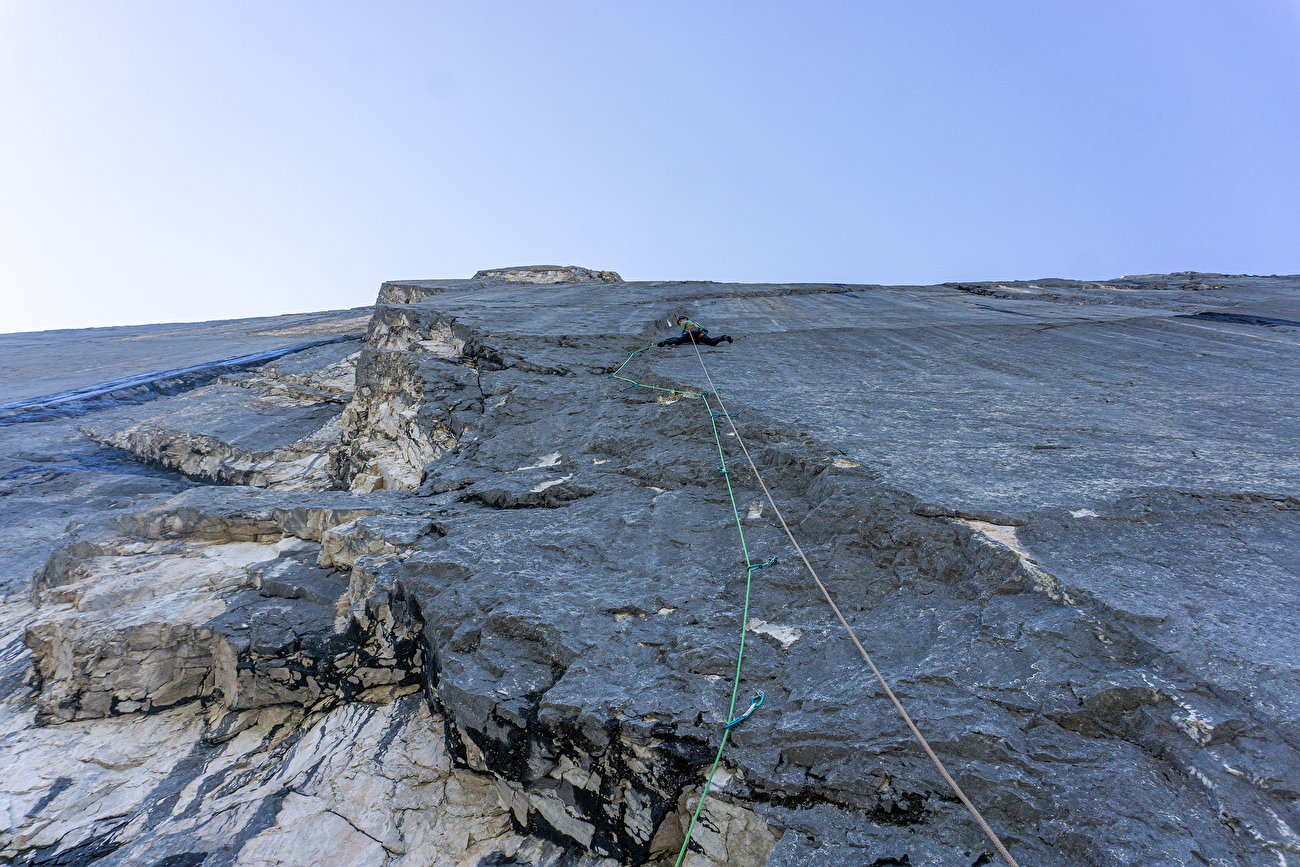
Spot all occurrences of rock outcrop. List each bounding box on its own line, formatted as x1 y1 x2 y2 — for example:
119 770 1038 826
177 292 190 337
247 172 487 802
472 266 624 284
1 271 1298 866
80 341 361 491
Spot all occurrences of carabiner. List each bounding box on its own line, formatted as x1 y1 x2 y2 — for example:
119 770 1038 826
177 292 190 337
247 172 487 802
724 691 764 729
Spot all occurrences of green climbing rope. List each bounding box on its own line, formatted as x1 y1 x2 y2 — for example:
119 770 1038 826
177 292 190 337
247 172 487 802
606 346 704 398
607 340 1022 867
604 342 767 867
600 337 764 867
671 391 762 867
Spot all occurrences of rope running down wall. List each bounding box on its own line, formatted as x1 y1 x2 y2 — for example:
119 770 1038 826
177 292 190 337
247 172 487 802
607 337 1020 867
606 344 767 867
685 338 1022 867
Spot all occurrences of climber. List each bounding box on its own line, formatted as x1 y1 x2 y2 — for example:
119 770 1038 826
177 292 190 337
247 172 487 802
657 316 734 348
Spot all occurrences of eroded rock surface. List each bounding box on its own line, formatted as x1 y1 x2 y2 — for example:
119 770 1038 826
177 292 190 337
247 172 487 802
1 270 1298 866
472 266 624 285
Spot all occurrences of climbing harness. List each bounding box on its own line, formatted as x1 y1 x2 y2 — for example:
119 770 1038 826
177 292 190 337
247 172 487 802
724 692 764 728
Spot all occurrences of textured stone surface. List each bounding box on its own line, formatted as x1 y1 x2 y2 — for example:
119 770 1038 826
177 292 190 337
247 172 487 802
0 308 370 406
1 270 1298 866
78 340 363 491
472 266 624 285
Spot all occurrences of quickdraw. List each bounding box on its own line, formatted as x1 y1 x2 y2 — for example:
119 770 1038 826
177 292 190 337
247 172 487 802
724 691 764 728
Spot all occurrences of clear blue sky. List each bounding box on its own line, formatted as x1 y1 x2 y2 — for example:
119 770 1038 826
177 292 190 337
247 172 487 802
2 1 1298 332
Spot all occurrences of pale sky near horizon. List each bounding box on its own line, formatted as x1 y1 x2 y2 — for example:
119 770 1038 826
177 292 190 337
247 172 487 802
1 1 1298 334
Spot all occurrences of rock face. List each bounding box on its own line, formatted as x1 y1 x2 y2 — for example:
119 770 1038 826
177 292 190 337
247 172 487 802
1 272 1299 866
81 340 362 491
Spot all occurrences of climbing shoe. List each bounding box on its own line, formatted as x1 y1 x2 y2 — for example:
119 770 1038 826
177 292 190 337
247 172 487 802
725 335 733 343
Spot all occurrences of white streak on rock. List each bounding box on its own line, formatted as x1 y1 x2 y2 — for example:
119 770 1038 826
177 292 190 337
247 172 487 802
517 452 562 471
746 618 802 648
530 474 573 493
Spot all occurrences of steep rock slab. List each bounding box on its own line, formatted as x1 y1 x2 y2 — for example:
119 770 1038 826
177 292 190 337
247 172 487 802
4 274 1300 867
82 341 361 491
322 272 1300 866
0 305 369 413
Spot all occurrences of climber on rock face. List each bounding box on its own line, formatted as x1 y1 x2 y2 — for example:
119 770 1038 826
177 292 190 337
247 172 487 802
657 316 734 348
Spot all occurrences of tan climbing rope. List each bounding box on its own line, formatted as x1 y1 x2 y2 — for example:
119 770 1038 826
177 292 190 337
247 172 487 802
688 340 1022 867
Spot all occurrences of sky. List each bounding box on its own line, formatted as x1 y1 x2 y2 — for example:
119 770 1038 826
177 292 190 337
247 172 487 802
1 1 1298 333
